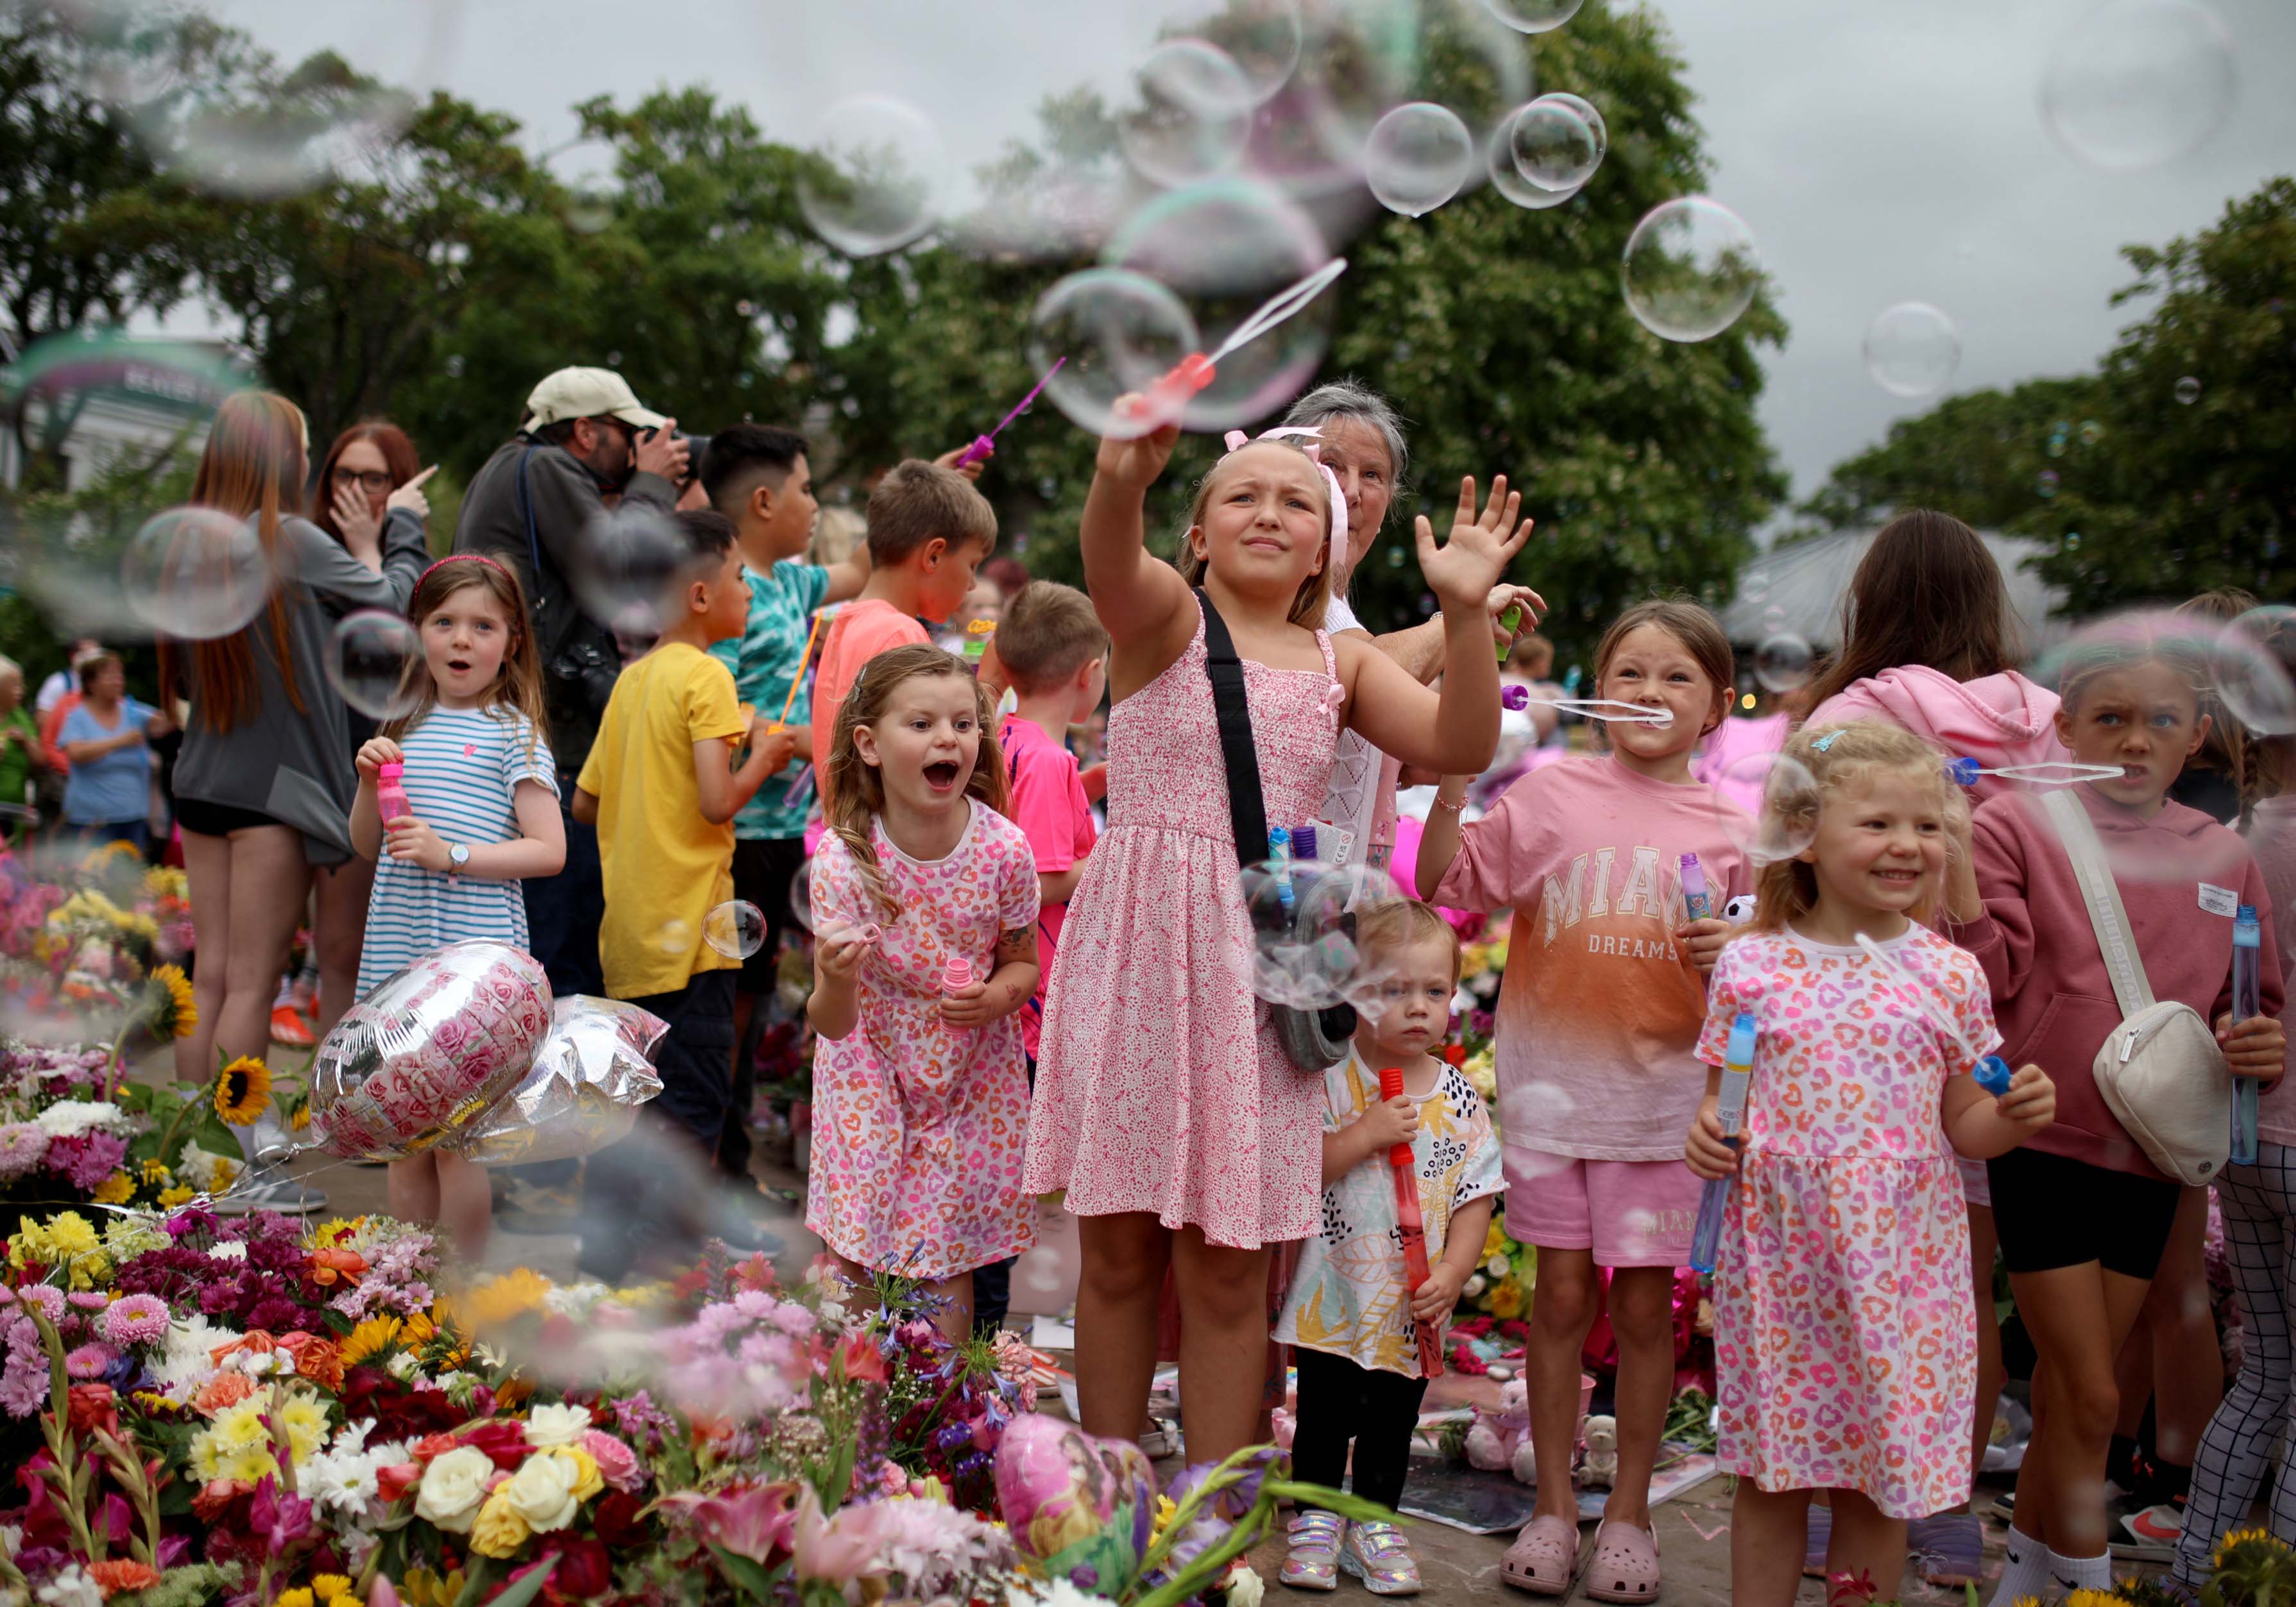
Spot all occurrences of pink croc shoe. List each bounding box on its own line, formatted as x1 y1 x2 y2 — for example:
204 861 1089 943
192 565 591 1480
1582 1519 1662 1604
1501 1513 1579 1596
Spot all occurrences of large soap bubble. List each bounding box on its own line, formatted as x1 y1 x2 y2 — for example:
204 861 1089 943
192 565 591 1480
328 609 427 722
1028 268 1202 438
120 507 273 640
797 95 948 257
568 504 691 638
2039 0 2236 173
1479 0 1585 31
1622 197 1762 344
1103 178 1336 434
704 899 768 961
1485 119 1583 210
1117 38 1255 188
1753 633 1816 695
1363 101 1474 216
1508 95 1603 192
1240 858 1408 1014
2213 605 2296 737
1714 751 1822 868
1864 302 1962 398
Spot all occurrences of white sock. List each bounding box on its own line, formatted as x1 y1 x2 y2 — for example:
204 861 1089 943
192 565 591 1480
1988 1532 2050 1607
2049 1547 2114 1595
272 977 296 1010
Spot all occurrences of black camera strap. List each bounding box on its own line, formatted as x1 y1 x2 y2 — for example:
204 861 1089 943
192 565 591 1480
1196 588 1270 867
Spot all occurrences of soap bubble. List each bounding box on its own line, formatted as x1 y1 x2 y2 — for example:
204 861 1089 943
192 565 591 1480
1478 0 1585 31
1027 268 1201 438
1713 751 1822 868
788 860 814 934
2213 605 2296 737
1484 120 1584 210
1240 858 1407 1012
2039 0 2236 173
1508 96 1603 192
1104 177 1337 434
1753 633 1816 695
568 505 692 638
1363 101 1474 216
1622 198 1762 344
1863 302 1962 398
2175 375 2202 405
704 900 768 961
120 507 273 640
327 610 427 722
1187 0 1307 103
2037 470 2061 498
1117 38 1255 188
797 95 948 257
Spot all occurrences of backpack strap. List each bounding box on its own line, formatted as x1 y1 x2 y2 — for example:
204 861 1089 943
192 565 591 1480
2043 788 2160 1017
1197 588 1270 866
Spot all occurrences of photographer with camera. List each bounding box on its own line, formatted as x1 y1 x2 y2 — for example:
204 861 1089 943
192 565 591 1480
454 366 690 997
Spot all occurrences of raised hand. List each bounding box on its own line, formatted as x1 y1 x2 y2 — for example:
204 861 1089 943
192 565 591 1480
1096 401 1182 491
387 466 439 522
332 479 382 556
1415 476 1535 613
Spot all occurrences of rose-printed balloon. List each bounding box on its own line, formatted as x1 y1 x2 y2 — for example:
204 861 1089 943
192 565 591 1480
992 1413 1157 1593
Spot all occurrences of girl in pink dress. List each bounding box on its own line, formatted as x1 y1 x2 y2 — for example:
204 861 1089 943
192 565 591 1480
1026 407 1536 1467
807 643 1042 1340
1685 720 2057 1606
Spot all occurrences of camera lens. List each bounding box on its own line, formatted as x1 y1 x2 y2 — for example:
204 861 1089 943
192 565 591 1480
681 432 711 483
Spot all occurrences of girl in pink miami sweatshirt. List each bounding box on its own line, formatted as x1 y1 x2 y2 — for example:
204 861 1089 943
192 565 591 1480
1944 618 2286 1606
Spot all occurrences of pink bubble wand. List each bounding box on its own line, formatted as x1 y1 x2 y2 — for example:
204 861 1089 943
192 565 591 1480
1130 259 1350 429
955 357 1067 468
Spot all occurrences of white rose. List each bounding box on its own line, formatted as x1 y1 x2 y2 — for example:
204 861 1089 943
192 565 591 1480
520 1403 593 1449
35 1102 124 1138
1226 1565 1266 1607
413 1446 495 1532
386 1352 421 1382
500 1450 584 1533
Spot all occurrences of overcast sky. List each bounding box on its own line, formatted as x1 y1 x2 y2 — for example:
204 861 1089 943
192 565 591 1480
192 0 2295 508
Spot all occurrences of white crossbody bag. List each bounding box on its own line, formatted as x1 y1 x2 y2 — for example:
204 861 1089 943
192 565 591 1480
2044 789 2231 1184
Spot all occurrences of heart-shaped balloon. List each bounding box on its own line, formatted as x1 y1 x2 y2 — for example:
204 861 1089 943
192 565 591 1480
993 1414 1157 1593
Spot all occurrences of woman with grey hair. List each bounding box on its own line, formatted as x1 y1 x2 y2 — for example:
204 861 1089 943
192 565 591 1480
1277 379 1542 873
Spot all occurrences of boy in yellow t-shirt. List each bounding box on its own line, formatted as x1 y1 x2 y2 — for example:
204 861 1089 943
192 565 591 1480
572 509 791 1278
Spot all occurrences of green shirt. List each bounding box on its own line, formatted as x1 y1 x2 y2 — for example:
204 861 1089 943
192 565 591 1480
0 707 40 815
709 559 830 840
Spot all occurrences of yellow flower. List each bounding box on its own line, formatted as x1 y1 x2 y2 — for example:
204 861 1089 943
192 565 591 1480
2216 1526 2290 1563
148 965 196 1041
1482 1220 1511 1259
278 1392 328 1463
275 1590 315 1607
312 1577 353 1604
289 1098 312 1132
188 1402 280 1484
91 1171 133 1205
1488 1280 1524 1320
140 1158 172 1186
158 1186 195 1208
464 1267 554 1329
307 1217 364 1250
214 1056 272 1125
2064 1592 2126 1607
339 1315 403 1369
8 1212 111 1288
470 1486 533 1558
398 1570 464 1607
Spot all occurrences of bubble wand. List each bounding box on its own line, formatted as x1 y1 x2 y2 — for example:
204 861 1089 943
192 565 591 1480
2232 903 2263 1165
1131 259 1350 426
1947 757 2126 787
773 609 828 730
1689 1012 1757 1277
1853 932 2014 1095
1501 687 1673 725
1376 1064 1445 1377
954 357 1067 469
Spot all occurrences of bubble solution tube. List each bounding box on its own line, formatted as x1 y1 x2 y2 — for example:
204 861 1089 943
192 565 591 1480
377 762 411 826
1377 1065 1444 1378
1679 853 1712 922
2232 903 2263 1166
1688 1012 1756 1278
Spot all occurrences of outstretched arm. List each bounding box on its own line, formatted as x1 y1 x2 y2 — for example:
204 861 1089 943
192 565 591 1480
1080 412 1196 683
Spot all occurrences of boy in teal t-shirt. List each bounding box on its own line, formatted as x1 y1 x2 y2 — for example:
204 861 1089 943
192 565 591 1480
702 425 869 1180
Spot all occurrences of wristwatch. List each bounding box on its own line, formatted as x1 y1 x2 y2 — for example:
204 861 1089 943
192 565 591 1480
447 843 471 872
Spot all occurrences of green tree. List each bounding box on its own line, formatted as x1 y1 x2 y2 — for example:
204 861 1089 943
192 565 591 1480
1799 178 2296 615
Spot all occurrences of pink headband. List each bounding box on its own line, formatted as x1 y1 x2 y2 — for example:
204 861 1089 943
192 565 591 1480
1221 427 1350 585
418 553 514 588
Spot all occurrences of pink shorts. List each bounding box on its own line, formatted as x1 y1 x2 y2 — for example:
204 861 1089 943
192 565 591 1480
1503 1149 1704 1267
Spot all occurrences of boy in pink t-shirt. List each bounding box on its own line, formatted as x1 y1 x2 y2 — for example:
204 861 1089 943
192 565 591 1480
989 582 1109 1057
812 461 997 806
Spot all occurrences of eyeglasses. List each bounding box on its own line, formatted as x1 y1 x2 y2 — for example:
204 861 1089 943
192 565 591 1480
332 468 395 493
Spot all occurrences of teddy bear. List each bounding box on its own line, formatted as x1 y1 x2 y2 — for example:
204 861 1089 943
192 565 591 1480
1580 1414 1619 1489
1465 1377 1537 1484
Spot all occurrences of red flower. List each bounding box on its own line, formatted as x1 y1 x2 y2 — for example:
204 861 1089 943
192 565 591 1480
192 1477 253 1522
376 1461 423 1504
67 1382 121 1438
590 1490 645 1548
1441 1043 1467 1065
837 1331 887 1384
537 1537 611 1600
85 1560 161 1597
305 1246 367 1288
461 1418 530 1471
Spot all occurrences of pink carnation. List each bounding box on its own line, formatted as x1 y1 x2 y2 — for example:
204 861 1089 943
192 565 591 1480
100 1295 171 1347
583 1429 645 1493
49 1130 128 1191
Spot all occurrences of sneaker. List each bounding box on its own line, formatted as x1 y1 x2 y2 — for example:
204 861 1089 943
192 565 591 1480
209 1177 328 1216
269 1004 315 1050
1139 1418 1182 1460
2113 1500 2183 1563
1280 1510 1344 1592
1340 1519 1422 1596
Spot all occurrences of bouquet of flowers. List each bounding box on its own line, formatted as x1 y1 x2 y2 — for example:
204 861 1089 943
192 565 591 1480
0 844 192 1035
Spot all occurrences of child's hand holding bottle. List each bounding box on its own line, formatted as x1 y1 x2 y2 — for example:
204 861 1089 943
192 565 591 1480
1410 1259 1468 1325
355 736 404 784
1989 1063 2058 1133
1676 920 1733 975
1357 1093 1420 1155
1685 1093 1740 1181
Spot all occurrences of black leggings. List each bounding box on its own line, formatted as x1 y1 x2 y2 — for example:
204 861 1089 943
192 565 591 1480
1290 1345 1430 1514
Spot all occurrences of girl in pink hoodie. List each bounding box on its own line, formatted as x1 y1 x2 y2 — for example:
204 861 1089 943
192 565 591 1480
1799 509 2066 1582
1945 618 2285 1604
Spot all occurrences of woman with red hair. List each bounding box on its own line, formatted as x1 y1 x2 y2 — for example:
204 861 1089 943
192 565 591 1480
162 393 428 1209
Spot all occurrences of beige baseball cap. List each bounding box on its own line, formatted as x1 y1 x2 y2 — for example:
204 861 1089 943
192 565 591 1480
520 367 669 435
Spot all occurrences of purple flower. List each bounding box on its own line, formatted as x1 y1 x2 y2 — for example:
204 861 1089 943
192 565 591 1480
99 1294 170 1347
49 1130 128 1190
162 1205 217 1241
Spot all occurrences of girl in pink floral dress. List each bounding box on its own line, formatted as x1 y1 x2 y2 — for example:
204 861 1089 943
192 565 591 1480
1025 405 1536 1470
1685 720 2057 1607
807 643 1042 1340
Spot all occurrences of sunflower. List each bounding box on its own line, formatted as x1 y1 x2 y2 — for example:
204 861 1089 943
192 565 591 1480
148 965 196 1041
287 1096 312 1132
213 1056 272 1125
337 1315 402 1370
464 1267 553 1328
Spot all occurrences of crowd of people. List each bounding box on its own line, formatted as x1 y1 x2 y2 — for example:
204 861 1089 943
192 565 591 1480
17 360 2294 1605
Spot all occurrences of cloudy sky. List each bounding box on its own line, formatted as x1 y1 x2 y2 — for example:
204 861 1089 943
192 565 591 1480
194 0 2295 508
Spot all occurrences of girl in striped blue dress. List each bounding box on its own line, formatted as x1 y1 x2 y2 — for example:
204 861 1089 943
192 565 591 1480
350 554 566 1257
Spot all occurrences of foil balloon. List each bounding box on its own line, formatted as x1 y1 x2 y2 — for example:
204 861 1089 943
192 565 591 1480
446 996 666 1166
994 1413 1157 1593
309 941 552 1161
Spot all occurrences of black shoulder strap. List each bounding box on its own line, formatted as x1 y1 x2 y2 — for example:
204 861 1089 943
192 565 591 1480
514 445 543 581
1196 587 1269 867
